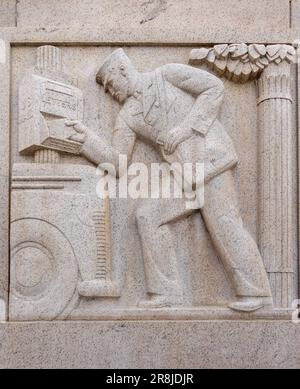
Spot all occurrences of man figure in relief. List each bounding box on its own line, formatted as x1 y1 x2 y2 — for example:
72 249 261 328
66 49 272 312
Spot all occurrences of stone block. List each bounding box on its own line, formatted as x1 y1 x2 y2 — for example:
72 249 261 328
0 321 299 369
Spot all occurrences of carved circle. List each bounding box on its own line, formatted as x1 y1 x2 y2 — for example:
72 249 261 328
10 219 79 320
12 243 55 299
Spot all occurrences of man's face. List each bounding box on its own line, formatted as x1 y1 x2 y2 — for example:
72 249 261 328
105 69 130 103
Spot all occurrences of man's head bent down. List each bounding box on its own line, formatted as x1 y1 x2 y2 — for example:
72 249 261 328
96 48 140 103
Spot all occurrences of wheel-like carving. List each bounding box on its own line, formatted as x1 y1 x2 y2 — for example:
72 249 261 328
10 218 79 320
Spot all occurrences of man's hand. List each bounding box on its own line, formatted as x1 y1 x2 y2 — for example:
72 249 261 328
163 126 193 154
65 120 90 143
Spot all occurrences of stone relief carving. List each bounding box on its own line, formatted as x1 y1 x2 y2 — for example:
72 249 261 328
10 46 120 321
66 48 272 312
11 43 296 320
189 44 296 83
140 0 168 24
189 43 296 309
19 45 84 159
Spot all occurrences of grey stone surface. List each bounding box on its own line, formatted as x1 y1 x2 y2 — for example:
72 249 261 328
190 44 297 309
0 321 299 369
10 45 267 316
68 48 272 313
6 40 299 321
0 0 16 27
0 38 10 317
0 38 10 177
9 45 282 319
189 44 296 83
1 27 299 46
0 0 299 369
16 0 290 31
0 175 9 319
292 0 300 29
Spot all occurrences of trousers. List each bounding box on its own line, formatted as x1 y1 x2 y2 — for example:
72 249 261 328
136 170 272 298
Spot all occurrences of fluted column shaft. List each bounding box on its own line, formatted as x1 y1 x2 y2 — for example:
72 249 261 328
34 45 62 164
257 62 293 308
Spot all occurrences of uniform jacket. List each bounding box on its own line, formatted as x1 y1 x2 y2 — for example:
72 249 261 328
83 63 238 184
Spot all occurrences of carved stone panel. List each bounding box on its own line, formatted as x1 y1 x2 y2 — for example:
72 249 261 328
1 0 300 371
4 42 297 322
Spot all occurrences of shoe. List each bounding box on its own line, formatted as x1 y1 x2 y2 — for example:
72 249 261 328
138 295 183 309
229 297 264 312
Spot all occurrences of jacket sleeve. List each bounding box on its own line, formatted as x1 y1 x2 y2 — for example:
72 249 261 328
162 63 224 136
81 114 136 177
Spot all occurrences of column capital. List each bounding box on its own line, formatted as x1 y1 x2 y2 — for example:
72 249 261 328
189 44 296 83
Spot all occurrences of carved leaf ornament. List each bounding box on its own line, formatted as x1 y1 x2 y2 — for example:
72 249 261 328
189 44 296 83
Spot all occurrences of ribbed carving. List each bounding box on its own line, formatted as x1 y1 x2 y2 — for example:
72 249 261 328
257 74 292 104
93 197 112 281
258 62 294 308
37 45 62 72
34 149 60 164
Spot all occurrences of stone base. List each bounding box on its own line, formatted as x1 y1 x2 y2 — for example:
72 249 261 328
0 321 299 369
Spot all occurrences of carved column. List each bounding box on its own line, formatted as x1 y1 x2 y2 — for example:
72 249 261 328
34 46 62 164
37 45 62 72
257 61 294 308
189 44 296 308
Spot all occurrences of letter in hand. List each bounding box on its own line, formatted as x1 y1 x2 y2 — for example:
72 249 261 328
163 126 193 154
65 120 89 144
